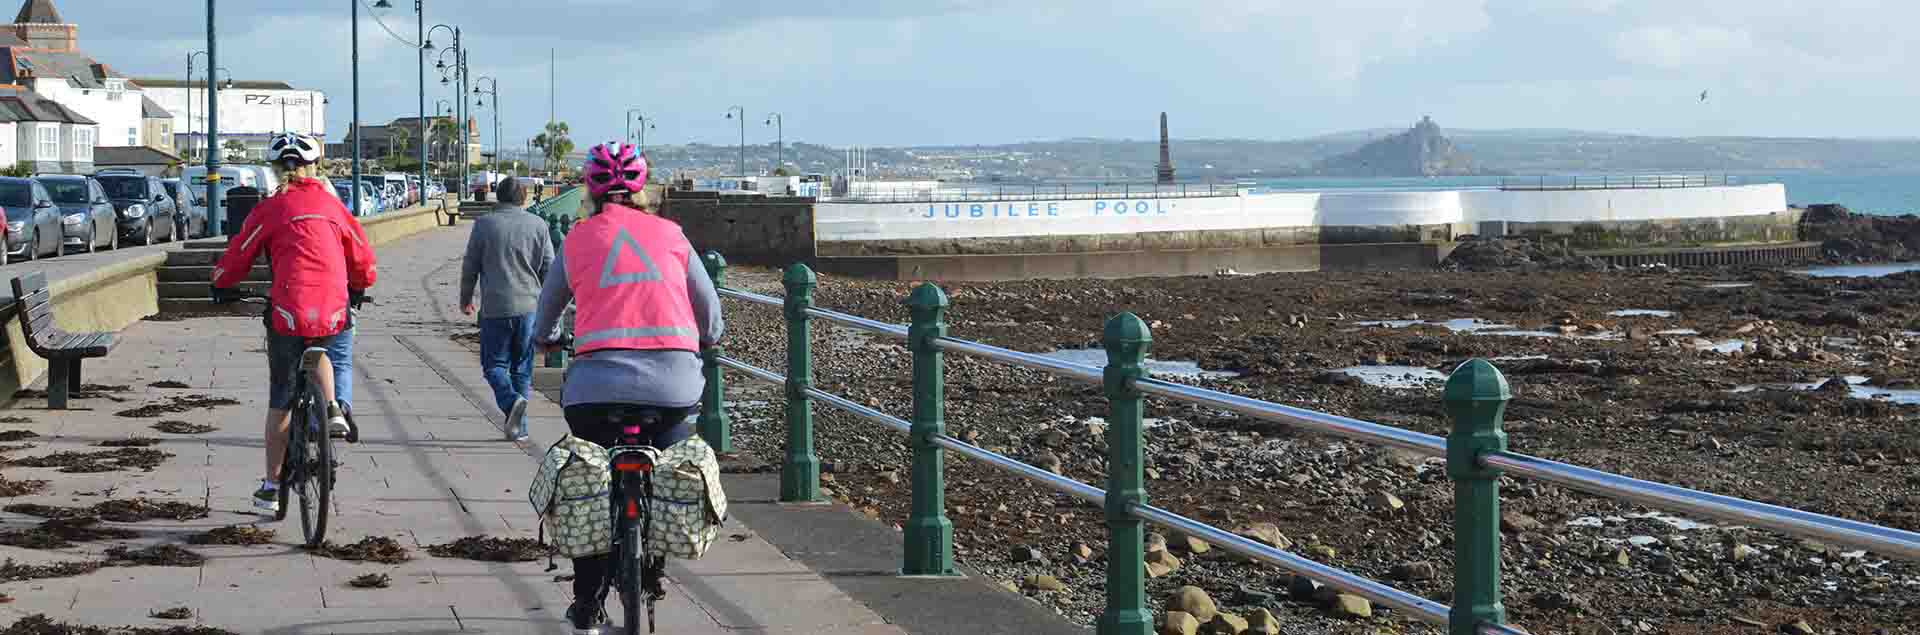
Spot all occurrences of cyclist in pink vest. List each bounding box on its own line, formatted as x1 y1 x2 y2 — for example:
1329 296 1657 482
531 142 722 635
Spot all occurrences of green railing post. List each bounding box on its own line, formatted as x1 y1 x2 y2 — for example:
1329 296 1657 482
698 251 732 453
1096 313 1153 635
1445 359 1510 635
780 264 821 503
901 283 956 576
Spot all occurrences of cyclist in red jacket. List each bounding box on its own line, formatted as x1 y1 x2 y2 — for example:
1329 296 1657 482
210 132 377 514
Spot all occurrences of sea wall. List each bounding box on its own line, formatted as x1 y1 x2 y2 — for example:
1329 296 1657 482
660 191 817 266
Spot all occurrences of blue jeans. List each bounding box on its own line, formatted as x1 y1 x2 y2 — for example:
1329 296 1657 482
479 313 535 415
267 325 354 410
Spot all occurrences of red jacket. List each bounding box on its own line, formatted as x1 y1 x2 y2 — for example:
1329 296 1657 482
212 178 377 337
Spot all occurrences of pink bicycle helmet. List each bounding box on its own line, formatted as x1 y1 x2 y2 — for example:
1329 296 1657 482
583 142 647 200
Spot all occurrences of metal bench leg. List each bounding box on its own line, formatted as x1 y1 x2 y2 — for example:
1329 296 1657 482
47 360 69 410
67 359 82 393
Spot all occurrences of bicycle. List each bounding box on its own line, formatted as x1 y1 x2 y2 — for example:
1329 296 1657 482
216 291 366 547
550 336 669 635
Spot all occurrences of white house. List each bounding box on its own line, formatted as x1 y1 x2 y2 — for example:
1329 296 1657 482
0 0 145 153
0 85 97 173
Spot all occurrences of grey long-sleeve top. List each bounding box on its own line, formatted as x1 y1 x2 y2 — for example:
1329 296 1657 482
459 204 555 318
531 243 724 408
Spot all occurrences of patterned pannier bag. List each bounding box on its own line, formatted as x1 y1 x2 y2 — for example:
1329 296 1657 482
529 435 614 559
643 435 728 559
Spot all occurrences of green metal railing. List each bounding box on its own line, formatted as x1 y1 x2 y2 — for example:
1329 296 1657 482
530 187 582 368
554 249 1920 635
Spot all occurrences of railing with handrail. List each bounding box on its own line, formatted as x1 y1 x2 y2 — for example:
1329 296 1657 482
542 251 1920 635
822 181 1244 204
1497 174 1738 191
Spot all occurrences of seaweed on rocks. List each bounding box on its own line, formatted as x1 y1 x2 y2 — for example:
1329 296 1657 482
114 395 241 419
0 558 103 582
0 614 236 635
105 544 206 567
307 536 411 563
425 536 553 562
151 421 216 434
186 525 275 546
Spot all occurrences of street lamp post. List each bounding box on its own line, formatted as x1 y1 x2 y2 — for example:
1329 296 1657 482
627 112 655 155
186 51 208 160
474 76 499 178
435 40 468 200
204 0 224 235
413 1 426 206
434 99 451 169
765 112 783 174
724 105 743 176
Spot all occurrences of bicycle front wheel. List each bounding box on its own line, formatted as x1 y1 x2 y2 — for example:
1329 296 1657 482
297 401 332 547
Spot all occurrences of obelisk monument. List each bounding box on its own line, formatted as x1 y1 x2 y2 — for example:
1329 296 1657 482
1156 112 1176 184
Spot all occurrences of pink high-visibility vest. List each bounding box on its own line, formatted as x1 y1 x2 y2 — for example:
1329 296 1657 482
563 204 699 354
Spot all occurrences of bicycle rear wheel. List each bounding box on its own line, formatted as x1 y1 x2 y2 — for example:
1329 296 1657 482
296 400 332 547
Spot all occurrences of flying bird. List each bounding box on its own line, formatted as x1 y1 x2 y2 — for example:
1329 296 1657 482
1699 90 1709 102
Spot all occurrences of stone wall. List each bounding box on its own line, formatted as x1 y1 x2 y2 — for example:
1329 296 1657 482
660 191 816 266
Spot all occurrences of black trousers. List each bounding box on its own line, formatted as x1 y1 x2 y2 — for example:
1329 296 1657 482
563 403 694 604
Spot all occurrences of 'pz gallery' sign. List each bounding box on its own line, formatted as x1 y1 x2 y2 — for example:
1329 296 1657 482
242 94 311 107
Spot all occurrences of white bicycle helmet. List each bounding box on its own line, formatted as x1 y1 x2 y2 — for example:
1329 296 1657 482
269 132 322 168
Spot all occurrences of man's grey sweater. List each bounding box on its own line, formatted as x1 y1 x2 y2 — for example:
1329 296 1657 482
459 203 555 319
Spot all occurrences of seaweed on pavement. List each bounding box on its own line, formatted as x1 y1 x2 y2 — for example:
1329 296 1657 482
13 384 132 403
426 535 553 562
105 545 206 567
0 517 139 549
114 395 241 419
4 498 208 523
148 381 191 389
0 559 103 583
0 475 48 497
186 525 276 546
8 447 172 472
0 430 39 441
307 536 412 563
348 573 392 588
95 437 161 448
0 614 236 635
151 421 216 434
148 608 193 620
0 418 32 425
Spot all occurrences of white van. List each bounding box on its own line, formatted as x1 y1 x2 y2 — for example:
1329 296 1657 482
382 173 412 206
179 166 257 201
241 165 280 195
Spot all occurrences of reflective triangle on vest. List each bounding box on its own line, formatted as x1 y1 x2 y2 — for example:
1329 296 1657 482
599 228 665 288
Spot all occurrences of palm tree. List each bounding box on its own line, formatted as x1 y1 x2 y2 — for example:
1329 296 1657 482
532 121 572 176
388 127 412 160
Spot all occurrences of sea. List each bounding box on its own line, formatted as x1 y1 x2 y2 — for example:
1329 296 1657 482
1251 171 1920 216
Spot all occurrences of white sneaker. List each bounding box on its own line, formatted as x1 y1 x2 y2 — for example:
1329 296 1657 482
250 480 279 513
327 401 352 438
506 397 529 441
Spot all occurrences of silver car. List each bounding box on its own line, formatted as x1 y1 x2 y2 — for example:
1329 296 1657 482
36 175 116 253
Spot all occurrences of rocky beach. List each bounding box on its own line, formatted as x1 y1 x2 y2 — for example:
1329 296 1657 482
706 211 1920 635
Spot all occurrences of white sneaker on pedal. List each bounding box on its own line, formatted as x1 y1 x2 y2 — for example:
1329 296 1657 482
327 401 352 438
250 479 279 514
565 603 607 635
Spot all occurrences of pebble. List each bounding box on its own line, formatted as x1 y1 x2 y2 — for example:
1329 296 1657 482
1022 574 1065 592
1779 620 1815 635
1366 491 1404 514
1501 511 1544 533
1145 548 1182 578
1306 543 1337 560
1071 543 1093 564
1330 593 1372 619
1009 546 1046 564
1391 561 1436 581
1287 574 1323 601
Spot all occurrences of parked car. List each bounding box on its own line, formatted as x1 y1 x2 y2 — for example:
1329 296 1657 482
239 164 280 195
180 165 259 204
161 178 209 240
95 174 178 246
332 181 376 217
0 177 62 261
36 175 116 253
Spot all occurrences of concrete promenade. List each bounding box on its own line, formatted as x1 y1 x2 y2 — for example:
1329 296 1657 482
0 222 909 633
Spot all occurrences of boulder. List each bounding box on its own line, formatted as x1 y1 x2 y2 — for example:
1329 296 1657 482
1162 612 1201 635
1165 586 1218 622
1247 608 1281 635
1330 594 1373 619
1022 574 1065 591
1145 548 1183 578
1204 613 1248 635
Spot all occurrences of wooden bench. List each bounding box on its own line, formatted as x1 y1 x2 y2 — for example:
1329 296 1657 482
10 272 117 409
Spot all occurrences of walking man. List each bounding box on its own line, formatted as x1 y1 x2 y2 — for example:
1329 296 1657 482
459 177 553 441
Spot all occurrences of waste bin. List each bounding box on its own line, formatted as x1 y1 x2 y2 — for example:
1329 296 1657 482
222 186 261 236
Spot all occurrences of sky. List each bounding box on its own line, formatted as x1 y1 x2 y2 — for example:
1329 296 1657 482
62 0 1920 151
